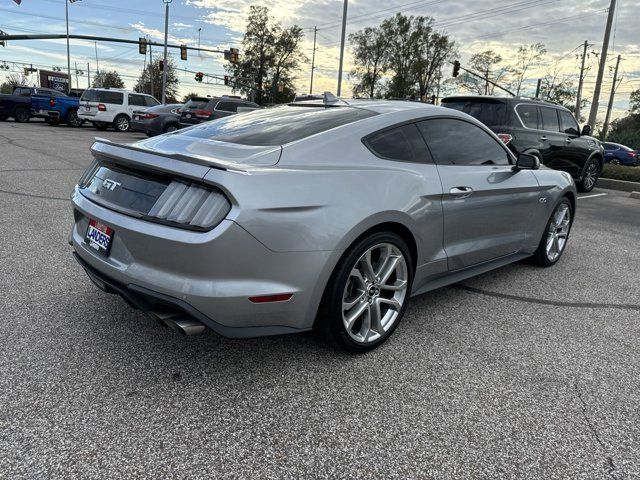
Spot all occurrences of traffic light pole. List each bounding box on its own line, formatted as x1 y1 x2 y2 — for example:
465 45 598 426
451 61 516 97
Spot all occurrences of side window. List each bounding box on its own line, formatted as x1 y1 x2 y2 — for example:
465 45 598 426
418 118 511 166
145 96 160 107
99 91 124 105
16 88 30 96
128 94 146 106
364 124 430 162
558 110 579 135
516 104 538 129
539 107 560 132
215 101 238 113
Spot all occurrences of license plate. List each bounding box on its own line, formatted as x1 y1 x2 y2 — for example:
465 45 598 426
185 113 192 119
134 115 141 120
84 106 91 111
85 218 114 256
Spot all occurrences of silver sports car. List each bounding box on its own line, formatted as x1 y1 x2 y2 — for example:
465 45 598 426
71 97 576 352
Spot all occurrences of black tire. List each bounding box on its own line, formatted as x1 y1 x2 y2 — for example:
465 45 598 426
113 114 130 132
13 107 29 123
610 158 620 166
315 231 414 353
531 198 573 267
66 109 83 127
93 122 109 131
163 123 178 133
578 159 600 192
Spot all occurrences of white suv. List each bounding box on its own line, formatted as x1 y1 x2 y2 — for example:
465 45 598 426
78 88 160 132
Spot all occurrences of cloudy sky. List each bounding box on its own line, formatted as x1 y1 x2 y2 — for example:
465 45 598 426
1 0 638 121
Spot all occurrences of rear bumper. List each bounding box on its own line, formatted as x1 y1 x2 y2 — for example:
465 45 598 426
129 119 148 133
70 188 332 337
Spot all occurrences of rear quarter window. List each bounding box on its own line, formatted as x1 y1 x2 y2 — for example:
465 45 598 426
364 124 430 162
100 91 124 105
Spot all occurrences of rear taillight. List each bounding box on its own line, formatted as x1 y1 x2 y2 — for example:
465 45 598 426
97 103 106 111
143 113 159 119
193 109 211 119
627 151 636 158
497 133 513 145
50 98 56 107
147 181 231 229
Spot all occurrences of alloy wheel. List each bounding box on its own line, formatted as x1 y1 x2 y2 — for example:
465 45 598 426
116 116 130 132
610 158 620 166
341 243 408 344
583 162 598 190
545 204 571 262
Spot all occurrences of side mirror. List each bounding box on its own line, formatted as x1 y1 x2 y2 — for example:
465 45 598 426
514 153 540 170
581 124 591 136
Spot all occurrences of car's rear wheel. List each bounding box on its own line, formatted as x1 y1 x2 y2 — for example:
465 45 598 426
66 109 83 127
578 160 599 192
113 114 130 132
531 198 572 267
163 123 178 133
610 158 620 166
13 107 29 123
316 232 413 353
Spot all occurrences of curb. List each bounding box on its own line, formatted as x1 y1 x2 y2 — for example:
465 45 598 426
596 177 640 192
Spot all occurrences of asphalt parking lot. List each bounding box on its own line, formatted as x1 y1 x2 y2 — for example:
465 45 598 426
1 120 639 479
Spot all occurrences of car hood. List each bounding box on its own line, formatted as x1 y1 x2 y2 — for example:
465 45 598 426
133 133 282 168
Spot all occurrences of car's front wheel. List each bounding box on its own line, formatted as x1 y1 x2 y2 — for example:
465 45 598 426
13 107 29 123
531 198 572 267
316 232 413 353
66 109 83 127
578 159 600 192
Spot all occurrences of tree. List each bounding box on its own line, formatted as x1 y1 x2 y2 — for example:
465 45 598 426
134 57 179 102
381 13 421 98
538 61 586 118
410 17 455 101
1 72 30 93
630 89 640 114
92 70 124 89
349 26 388 98
227 6 305 105
510 43 546 96
457 50 508 95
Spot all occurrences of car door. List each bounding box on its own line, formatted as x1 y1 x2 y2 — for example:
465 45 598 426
558 109 589 176
537 106 568 172
127 94 147 117
417 117 539 271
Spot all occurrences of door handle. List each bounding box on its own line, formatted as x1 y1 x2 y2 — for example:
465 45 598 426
449 186 473 198
565 137 572 143
540 136 548 141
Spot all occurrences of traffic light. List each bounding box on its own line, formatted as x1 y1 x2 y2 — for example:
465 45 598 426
139 37 147 55
180 45 187 61
224 48 240 64
194 72 203 82
452 60 461 78
224 75 230 86
159 60 164 71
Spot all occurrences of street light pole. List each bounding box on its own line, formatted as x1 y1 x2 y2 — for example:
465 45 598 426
336 0 348 97
161 0 172 104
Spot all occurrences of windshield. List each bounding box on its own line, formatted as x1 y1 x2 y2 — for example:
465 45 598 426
179 105 377 146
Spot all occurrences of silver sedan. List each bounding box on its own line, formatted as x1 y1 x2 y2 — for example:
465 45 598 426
70 98 576 352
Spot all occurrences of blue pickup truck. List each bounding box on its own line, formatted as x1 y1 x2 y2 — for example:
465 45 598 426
31 93 84 127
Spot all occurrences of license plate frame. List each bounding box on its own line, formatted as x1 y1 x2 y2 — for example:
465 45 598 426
85 218 114 256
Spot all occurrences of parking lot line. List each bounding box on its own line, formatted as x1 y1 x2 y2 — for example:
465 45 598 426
578 193 608 200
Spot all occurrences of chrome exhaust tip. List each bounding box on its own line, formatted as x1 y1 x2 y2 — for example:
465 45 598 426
151 310 206 336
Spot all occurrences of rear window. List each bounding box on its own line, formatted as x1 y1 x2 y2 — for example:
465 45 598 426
179 105 377 146
81 89 123 104
365 124 430 162
215 101 238 113
183 98 209 110
442 99 508 128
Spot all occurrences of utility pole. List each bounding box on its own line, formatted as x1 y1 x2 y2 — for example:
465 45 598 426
74 61 78 88
149 37 154 98
587 0 616 128
336 0 348 96
161 0 172 104
65 0 71 94
601 54 621 139
535 78 542 98
94 40 99 74
310 26 317 94
198 27 201 56
575 40 589 121
87 61 90 88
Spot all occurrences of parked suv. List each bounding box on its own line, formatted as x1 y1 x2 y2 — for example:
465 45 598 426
441 96 604 192
78 88 160 132
179 96 259 127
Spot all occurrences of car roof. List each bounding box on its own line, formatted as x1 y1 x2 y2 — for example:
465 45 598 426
290 99 438 115
442 95 571 111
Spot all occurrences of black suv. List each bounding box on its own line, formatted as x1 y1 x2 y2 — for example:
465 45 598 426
441 96 604 192
179 96 259 127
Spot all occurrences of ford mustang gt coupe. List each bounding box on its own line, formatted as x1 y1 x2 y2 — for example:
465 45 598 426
71 96 576 352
